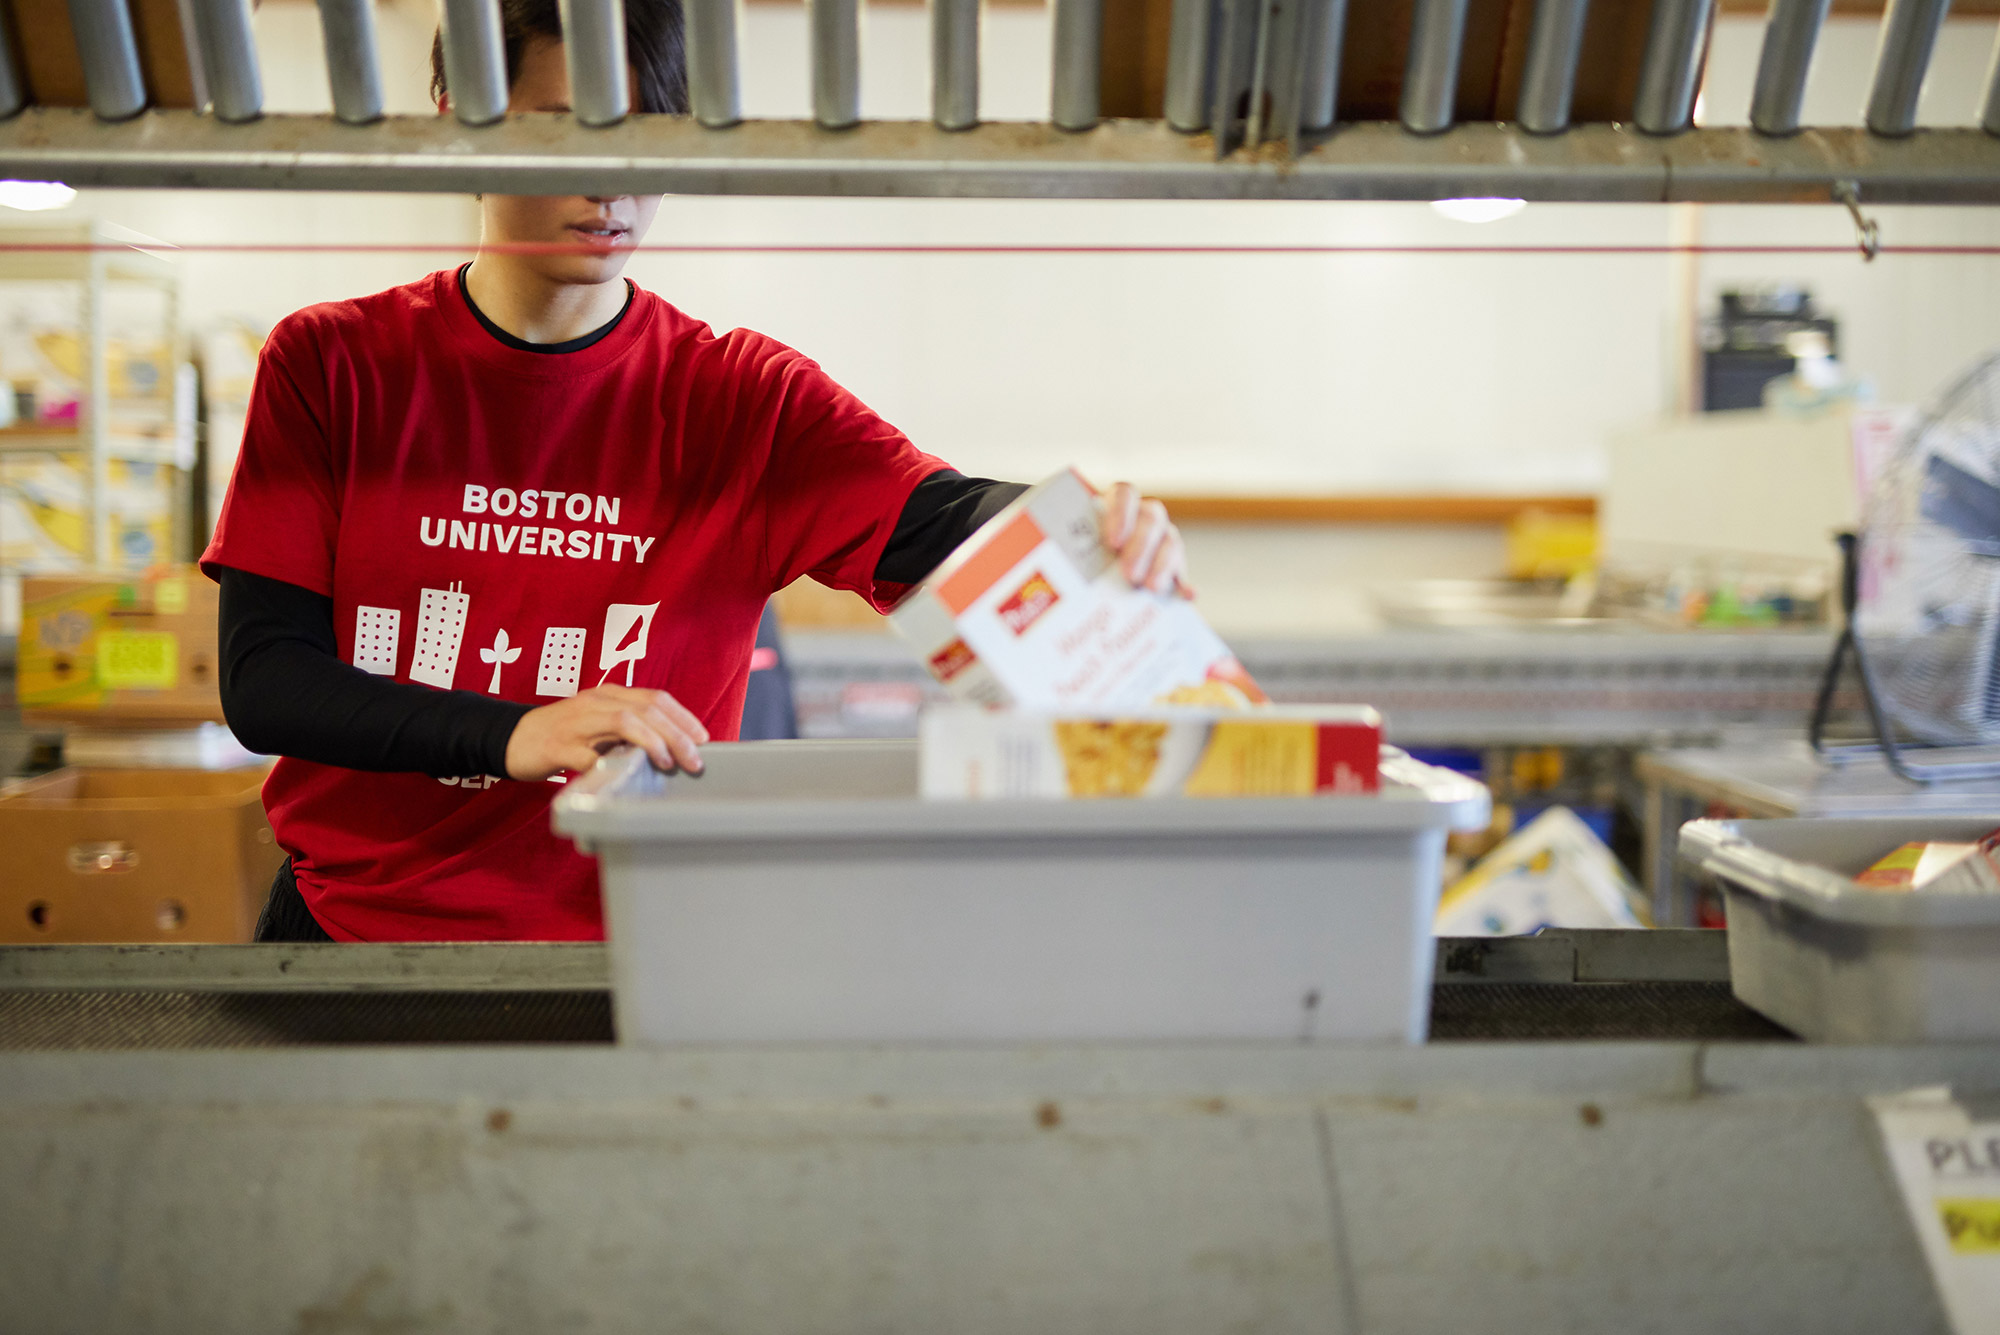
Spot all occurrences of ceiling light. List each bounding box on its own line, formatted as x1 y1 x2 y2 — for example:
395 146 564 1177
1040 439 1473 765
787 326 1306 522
0 181 77 212
1430 197 1526 224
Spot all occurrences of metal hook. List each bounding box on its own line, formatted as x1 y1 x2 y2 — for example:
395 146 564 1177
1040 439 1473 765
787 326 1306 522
1833 180 1881 261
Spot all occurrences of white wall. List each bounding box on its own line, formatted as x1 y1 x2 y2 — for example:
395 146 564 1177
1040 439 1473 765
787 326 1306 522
33 9 2000 496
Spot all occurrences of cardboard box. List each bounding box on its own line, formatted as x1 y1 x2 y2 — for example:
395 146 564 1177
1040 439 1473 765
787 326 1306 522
16 566 224 724
0 766 282 943
892 469 1265 709
921 705 1381 799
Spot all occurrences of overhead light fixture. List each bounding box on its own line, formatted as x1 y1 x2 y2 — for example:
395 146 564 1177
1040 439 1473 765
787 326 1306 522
1430 197 1526 224
0 181 77 212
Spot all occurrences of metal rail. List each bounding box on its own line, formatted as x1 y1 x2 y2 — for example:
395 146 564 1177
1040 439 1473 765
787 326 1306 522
3 113 1998 202
2 1 1999 200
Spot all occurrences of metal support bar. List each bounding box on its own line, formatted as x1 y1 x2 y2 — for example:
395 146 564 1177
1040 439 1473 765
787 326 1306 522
317 0 385 125
1750 0 1829 136
188 0 262 123
1866 0 1951 138
441 0 509 125
1634 0 1715 134
1051 0 1104 132
1299 0 1349 133
1517 0 1590 135
686 0 742 127
560 0 630 126
66 0 149 122
5 115 1998 203
811 0 861 129
933 0 979 131
1400 0 1469 135
0 9 24 120
1164 0 1216 131
1263 0 1328 151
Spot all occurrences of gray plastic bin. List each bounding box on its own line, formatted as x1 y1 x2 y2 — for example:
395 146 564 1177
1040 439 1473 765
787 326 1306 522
1680 816 2000 1042
554 739 1489 1045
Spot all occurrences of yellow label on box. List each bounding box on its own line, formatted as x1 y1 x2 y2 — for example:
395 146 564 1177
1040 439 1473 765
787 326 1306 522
154 579 189 615
97 630 178 690
1183 720 1317 797
1938 1198 2000 1253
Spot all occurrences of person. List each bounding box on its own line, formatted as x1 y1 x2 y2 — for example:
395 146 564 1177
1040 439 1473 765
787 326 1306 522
202 0 1189 944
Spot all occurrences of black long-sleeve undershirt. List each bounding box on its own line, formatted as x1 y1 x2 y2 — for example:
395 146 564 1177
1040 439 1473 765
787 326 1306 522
216 469 1026 776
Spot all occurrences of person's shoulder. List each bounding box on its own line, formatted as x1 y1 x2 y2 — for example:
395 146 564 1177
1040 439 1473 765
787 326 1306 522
263 272 450 362
629 287 813 376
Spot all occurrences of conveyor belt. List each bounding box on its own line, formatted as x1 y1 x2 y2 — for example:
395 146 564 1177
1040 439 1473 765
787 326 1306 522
0 931 1788 1048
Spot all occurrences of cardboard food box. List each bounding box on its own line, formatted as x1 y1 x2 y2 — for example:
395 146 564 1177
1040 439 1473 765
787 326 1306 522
0 766 282 944
16 566 224 725
921 705 1381 799
892 469 1265 710
1854 831 2000 894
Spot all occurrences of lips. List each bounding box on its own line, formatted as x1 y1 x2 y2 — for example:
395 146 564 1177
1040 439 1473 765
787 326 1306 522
566 222 630 246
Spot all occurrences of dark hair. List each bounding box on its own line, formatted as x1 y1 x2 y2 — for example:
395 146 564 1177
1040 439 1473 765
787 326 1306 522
430 0 689 116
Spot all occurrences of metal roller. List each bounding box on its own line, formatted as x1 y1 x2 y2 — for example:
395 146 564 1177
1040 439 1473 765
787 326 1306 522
318 0 385 125
1750 0 1829 136
1051 0 1103 131
1299 0 1350 133
441 0 509 125
66 0 148 121
934 0 979 131
1983 26 2000 136
811 0 860 129
1400 0 1469 135
189 0 262 122
1866 0 1951 138
1164 0 1215 131
560 0 630 126
1633 0 1715 135
1516 0 1590 134
685 0 742 127
0 8 24 120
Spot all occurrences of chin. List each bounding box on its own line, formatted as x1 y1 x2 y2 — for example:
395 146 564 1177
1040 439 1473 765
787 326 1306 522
544 254 631 287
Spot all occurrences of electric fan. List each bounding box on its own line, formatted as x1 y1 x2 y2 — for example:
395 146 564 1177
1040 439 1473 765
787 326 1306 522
1811 352 2000 781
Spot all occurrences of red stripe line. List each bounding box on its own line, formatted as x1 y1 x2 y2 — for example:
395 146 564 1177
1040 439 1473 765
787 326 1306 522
5 241 2000 257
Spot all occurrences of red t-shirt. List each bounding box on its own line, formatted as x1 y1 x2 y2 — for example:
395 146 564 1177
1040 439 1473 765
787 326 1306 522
201 270 943 941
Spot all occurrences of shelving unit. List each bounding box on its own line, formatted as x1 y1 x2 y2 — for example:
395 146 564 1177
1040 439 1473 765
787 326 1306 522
0 222 190 581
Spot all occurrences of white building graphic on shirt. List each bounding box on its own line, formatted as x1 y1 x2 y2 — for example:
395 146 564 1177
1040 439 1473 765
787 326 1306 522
353 606 400 675
537 626 586 697
409 584 470 689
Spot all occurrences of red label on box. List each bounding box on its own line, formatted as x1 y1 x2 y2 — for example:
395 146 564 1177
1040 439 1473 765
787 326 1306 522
928 637 978 682
996 571 1060 636
1314 721 1381 794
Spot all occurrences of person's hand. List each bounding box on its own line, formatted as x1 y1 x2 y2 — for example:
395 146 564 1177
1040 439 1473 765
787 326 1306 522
504 685 709 781
1100 481 1192 596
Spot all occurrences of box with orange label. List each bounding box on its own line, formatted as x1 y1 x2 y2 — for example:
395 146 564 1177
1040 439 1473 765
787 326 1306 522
16 567 224 724
920 705 1381 799
891 469 1265 709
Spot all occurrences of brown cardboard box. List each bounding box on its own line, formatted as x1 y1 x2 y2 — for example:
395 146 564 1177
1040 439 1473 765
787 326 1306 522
4 0 200 109
16 566 224 725
0 767 281 943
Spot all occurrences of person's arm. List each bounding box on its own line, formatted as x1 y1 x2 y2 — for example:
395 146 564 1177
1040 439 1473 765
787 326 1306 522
874 470 1027 584
217 564 530 777
217 567 709 779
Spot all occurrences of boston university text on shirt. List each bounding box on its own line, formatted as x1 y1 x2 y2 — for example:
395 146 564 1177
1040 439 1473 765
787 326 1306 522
423 484 657 563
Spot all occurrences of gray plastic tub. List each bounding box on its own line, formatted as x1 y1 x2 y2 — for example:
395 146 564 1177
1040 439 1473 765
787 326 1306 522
555 739 1489 1045
1680 816 2000 1042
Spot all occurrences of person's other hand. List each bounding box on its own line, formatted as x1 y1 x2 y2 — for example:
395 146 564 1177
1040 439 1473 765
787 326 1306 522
1100 481 1192 596
504 685 709 781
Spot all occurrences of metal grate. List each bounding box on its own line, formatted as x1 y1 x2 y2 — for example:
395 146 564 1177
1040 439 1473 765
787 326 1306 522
0 0 1996 200
1428 980 1795 1041
0 989 615 1049
0 981 1789 1048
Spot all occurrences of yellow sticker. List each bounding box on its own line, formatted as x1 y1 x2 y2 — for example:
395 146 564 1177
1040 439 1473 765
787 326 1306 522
154 579 188 616
97 630 178 690
1937 1198 2000 1253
